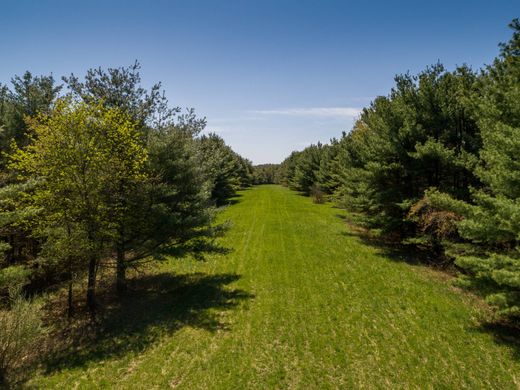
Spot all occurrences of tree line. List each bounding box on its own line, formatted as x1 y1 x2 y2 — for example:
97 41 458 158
273 19 520 321
0 63 253 385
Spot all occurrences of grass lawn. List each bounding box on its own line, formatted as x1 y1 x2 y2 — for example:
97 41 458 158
31 185 520 389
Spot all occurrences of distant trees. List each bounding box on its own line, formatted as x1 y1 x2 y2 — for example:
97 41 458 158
279 19 520 320
252 164 280 184
198 133 253 205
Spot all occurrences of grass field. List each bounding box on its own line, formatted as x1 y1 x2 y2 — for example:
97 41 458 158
31 185 520 389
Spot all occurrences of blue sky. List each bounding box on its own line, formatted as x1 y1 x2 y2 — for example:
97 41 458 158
0 1 518 163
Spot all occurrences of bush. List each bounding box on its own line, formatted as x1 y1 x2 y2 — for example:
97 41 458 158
0 272 44 388
406 195 461 261
310 184 325 204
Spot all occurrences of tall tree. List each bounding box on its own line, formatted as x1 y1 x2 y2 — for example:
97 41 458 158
63 62 178 291
10 98 147 313
333 64 481 242
198 133 242 205
0 72 61 154
430 19 520 317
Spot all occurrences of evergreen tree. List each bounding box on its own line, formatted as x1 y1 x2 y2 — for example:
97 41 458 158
197 133 242 205
316 139 342 195
0 72 61 279
334 64 481 242
430 19 520 317
63 63 180 292
253 164 281 184
0 72 61 154
288 143 324 194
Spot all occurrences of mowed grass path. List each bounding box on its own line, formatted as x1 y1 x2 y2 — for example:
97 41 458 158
34 185 520 389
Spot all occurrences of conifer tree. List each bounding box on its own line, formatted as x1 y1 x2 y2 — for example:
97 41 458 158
430 19 520 317
198 133 242 205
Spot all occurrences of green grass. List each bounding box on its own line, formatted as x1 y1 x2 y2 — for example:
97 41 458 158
32 185 520 389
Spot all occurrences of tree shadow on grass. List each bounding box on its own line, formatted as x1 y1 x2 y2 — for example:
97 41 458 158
43 272 253 373
336 214 520 359
161 238 233 260
470 321 520 361
153 221 234 261
220 192 245 206
337 213 452 268
341 230 435 265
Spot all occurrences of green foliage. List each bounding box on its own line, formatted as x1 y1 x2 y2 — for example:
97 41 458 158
144 126 214 255
280 143 328 195
197 133 247 205
252 164 280 184
0 180 40 267
0 63 251 315
0 288 44 388
316 138 342 195
235 155 254 188
336 64 480 237
0 72 61 155
63 61 177 132
9 98 148 310
61 63 216 294
291 143 325 194
0 265 31 295
0 72 60 279
429 19 520 318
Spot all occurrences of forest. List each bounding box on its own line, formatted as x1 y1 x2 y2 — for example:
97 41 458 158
0 15 519 390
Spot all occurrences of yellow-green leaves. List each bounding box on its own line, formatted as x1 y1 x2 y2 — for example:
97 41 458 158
10 98 147 207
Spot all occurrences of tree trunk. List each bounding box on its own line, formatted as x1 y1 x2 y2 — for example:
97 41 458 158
86 254 97 316
0 370 6 390
66 220 74 318
68 279 74 318
6 234 14 264
116 243 127 296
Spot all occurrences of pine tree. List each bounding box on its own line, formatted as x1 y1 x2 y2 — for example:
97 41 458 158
430 19 520 317
333 64 481 241
197 133 242 205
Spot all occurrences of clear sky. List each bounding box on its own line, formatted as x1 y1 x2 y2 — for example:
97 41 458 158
0 1 518 163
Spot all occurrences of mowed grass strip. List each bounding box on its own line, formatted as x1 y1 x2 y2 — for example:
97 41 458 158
32 185 520 389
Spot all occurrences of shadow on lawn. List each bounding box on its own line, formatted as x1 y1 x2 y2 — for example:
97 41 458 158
336 213 452 268
43 272 253 373
337 214 520 360
220 191 246 206
163 238 233 260
474 322 520 360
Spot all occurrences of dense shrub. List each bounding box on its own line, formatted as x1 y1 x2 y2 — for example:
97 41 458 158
0 291 44 387
0 266 44 388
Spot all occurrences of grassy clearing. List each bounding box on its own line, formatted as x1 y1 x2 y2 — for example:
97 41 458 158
31 185 520 389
